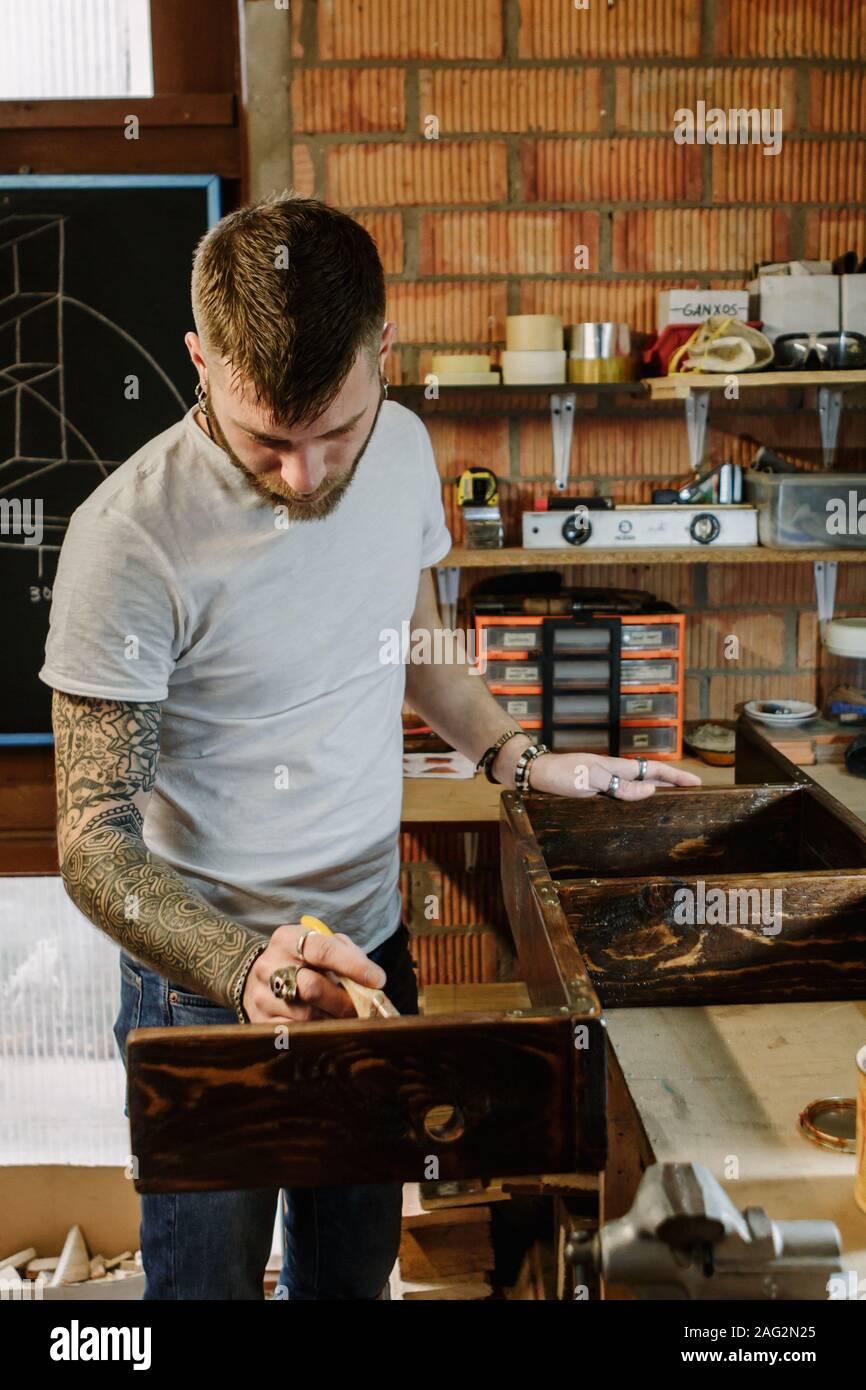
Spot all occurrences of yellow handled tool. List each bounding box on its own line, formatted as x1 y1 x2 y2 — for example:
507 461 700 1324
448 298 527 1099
299 915 400 1019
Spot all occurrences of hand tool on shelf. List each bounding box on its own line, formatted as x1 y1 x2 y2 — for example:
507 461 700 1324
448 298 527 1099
299 914 400 1019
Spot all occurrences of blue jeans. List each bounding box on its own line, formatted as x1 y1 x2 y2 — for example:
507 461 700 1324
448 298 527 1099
113 924 419 1300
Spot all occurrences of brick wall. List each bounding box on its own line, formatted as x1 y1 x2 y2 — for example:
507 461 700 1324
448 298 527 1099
283 0 866 979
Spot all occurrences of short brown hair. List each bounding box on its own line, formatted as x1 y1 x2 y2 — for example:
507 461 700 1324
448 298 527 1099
191 194 386 427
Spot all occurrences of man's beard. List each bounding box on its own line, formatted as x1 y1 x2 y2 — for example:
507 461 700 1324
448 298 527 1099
202 382 385 521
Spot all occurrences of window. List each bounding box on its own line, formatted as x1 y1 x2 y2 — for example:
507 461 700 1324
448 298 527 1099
0 0 153 100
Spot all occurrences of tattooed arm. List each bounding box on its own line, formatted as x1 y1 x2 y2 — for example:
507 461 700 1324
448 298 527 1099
52 690 268 1008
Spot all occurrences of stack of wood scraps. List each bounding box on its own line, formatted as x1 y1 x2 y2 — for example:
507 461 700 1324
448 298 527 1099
0 1228 144 1298
389 1183 499 1299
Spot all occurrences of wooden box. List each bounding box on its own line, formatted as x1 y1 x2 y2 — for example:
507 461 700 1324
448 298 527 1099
501 778 866 1009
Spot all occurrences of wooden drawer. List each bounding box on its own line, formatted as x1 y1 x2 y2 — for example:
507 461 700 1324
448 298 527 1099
500 773 866 1010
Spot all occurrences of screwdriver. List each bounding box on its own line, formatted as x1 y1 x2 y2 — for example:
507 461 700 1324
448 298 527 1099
299 914 400 1019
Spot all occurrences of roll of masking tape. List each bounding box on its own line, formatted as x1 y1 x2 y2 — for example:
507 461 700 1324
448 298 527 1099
431 354 492 375
506 315 563 352
502 349 566 384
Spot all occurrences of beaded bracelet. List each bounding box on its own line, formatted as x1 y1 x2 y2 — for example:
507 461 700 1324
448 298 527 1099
514 742 550 795
475 728 528 784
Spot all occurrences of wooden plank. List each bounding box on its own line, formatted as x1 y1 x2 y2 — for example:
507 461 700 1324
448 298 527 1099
800 783 866 870
0 837 58 872
398 1222 494 1282
127 1010 607 1193
557 870 866 1005
644 369 866 400
499 793 601 1013
524 785 802 879
735 719 810 787
0 129 241 176
0 95 236 128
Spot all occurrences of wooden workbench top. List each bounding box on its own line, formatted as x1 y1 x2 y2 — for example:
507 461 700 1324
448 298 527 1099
605 1000 866 1283
401 755 733 823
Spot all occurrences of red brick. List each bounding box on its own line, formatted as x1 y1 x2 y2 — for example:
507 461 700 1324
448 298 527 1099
517 417 692 480
522 138 702 203
615 67 796 133
291 143 316 197
808 70 866 132
518 0 700 58
353 212 404 274
804 210 866 260
687 611 785 669
419 211 599 276
385 281 509 344
708 673 817 719
613 209 790 273
711 140 866 205
326 142 508 206
563 563 694 608
292 68 405 133
707 563 816 607
715 0 866 59
518 278 700 336
318 0 503 60
419 67 603 134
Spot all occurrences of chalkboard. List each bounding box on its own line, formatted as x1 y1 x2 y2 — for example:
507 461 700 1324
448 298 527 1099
0 175 220 735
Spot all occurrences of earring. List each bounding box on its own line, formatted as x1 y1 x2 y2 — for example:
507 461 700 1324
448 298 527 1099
381 374 390 399
195 380 209 416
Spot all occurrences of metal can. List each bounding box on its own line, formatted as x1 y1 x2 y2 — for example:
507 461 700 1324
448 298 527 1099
857 1045 866 1214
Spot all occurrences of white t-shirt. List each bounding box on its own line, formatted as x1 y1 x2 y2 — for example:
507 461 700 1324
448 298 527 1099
40 401 452 953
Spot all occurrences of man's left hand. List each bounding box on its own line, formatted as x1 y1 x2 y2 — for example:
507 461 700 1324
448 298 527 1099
527 751 702 801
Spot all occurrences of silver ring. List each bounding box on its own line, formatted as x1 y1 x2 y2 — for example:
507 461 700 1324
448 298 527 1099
605 773 621 797
635 758 648 782
269 965 300 1003
296 930 315 963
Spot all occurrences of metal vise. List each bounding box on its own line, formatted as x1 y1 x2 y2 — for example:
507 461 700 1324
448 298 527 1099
567 1162 843 1300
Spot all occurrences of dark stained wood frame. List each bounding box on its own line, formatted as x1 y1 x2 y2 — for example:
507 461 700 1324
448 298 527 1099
0 0 246 189
503 772 866 1009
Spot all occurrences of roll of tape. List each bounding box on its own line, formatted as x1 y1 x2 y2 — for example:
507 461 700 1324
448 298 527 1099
501 349 566 384
506 315 563 352
431 354 492 374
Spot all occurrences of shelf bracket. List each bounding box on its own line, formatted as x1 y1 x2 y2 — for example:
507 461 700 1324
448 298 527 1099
817 387 843 469
684 388 710 471
436 566 460 629
814 559 838 634
551 393 576 491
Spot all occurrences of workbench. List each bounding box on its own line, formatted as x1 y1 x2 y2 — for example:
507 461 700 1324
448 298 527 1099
124 721 866 1298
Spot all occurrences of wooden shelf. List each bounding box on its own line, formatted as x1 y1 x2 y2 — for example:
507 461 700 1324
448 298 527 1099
390 371 866 415
645 369 866 401
435 546 866 568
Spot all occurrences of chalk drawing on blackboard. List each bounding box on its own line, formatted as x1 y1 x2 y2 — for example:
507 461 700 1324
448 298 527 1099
1 211 187 573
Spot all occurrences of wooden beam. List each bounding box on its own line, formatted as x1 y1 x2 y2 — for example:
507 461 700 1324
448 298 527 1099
127 1010 608 1193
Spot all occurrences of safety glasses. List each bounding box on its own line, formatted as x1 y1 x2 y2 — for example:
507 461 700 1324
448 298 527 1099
773 331 866 369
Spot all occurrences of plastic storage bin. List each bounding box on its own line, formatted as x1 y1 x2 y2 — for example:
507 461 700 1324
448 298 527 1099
744 469 866 549
819 618 866 724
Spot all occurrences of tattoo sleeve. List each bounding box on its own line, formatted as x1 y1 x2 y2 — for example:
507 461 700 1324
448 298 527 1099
52 690 267 1006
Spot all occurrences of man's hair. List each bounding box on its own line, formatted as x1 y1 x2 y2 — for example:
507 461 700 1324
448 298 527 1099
191 194 386 427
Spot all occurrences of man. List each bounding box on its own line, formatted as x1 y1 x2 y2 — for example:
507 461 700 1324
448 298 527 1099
41 194 699 1300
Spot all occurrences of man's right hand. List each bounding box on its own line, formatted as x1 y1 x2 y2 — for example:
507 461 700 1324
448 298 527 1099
241 922 388 1024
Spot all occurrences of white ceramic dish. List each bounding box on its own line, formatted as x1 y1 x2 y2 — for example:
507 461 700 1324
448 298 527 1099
744 699 817 726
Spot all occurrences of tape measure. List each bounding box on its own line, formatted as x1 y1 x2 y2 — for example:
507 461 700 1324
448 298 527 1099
457 467 499 509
